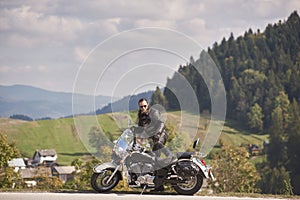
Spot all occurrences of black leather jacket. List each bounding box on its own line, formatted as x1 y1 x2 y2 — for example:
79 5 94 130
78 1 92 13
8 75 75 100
138 107 165 139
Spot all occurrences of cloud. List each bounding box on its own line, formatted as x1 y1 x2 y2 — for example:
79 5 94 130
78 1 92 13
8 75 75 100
2 1 298 48
74 47 90 63
0 5 84 47
0 0 299 95
134 19 176 28
0 64 48 74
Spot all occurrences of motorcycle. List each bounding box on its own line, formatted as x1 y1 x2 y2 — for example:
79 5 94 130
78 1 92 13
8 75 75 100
91 128 215 195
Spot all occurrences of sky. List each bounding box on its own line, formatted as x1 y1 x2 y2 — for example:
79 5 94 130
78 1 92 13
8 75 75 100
0 0 299 97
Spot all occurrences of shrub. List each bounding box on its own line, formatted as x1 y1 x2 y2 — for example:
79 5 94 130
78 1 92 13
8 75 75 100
210 145 260 193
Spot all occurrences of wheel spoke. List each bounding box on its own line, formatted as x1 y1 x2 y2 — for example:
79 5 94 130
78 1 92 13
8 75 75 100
178 177 197 190
91 169 120 193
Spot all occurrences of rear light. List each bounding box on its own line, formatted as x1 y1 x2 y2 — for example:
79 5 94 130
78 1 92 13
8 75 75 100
200 159 207 167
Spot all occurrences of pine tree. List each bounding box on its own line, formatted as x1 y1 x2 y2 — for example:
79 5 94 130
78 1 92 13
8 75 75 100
151 86 167 107
259 166 293 195
247 103 263 131
287 99 300 194
268 106 288 168
275 91 290 128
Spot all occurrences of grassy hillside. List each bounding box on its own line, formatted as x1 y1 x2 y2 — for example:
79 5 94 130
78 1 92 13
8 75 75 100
0 112 269 166
0 118 89 165
220 120 268 147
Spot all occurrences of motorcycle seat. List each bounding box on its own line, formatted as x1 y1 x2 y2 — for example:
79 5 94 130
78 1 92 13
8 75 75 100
155 156 177 168
176 152 194 159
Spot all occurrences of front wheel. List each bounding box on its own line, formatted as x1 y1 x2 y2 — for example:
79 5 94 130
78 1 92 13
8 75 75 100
91 169 120 193
173 174 203 195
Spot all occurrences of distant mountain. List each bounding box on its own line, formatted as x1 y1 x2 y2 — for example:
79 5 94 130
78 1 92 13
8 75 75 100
96 90 154 114
0 85 112 119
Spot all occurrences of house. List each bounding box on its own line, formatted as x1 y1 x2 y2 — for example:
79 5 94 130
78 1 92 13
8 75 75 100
52 166 76 183
248 144 260 156
20 167 52 187
8 158 26 172
32 149 57 166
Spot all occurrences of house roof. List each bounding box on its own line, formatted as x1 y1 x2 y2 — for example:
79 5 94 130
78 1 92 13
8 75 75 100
8 158 26 167
34 149 57 157
53 166 75 174
20 167 52 179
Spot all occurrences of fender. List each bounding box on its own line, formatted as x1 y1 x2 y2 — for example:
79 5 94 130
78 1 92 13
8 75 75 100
192 157 209 179
93 162 123 180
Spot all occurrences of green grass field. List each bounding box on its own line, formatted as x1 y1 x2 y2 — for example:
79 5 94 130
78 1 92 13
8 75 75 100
0 118 89 165
0 112 269 166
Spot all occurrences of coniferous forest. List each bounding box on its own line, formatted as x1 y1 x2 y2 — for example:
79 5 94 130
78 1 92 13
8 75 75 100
162 11 300 194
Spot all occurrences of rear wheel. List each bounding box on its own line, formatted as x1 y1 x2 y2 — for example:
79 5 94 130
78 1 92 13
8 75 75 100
173 174 203 195
91 169 120 193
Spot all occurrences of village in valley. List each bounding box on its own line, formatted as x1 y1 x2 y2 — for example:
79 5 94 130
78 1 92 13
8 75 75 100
8 149 76 188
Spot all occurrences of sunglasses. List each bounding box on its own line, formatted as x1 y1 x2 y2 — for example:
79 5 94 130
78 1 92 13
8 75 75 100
140 105 147 109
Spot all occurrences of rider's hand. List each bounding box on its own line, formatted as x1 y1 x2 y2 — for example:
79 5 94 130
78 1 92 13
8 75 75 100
136 138 143 144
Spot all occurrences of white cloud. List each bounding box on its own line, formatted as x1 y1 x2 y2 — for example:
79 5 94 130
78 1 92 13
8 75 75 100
74 47 89 63
37 65 48 72
0 0 299 95
0 5 84 47
0 65 11 73
0 65 47 73
101 18 121 34
134 19 176 28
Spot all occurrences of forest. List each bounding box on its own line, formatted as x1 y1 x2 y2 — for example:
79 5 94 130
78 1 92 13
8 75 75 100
161 11 300 194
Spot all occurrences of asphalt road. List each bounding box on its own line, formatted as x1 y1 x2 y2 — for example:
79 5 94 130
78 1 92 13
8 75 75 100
0 193 292 200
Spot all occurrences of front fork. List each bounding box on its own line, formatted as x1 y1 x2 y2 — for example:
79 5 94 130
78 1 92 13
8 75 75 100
106 164 121 184
93 161 123 183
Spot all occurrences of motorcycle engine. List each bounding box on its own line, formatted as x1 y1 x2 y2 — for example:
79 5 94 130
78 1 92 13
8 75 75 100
175 160 199 177
128 163 155 186
136 174 155 186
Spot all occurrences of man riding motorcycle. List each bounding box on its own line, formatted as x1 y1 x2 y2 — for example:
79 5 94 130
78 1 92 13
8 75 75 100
90 98 215 195
136 98 174 160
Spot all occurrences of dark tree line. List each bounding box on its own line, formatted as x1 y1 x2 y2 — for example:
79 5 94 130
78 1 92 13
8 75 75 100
162 11 300 194
9 114 33 121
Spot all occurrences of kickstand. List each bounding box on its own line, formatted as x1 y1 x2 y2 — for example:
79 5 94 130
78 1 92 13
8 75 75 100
140 185 147 195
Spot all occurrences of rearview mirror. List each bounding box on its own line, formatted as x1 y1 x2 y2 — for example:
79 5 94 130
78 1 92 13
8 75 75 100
193 138 200 149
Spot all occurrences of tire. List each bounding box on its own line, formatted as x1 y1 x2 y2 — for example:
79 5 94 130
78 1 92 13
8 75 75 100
173 174 203 195
91 169 120 193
